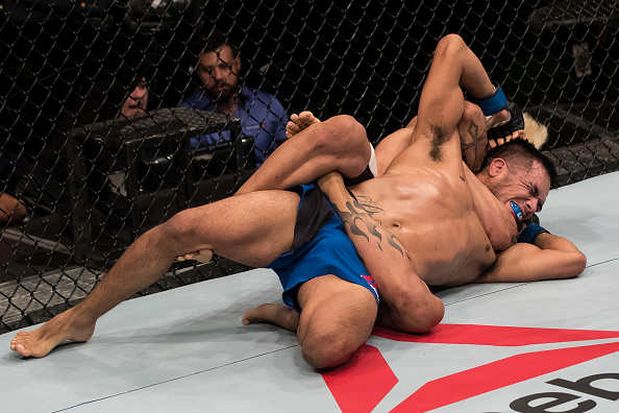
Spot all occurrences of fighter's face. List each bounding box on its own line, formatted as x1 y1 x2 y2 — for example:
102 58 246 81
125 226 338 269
487 158 551 222
197 45 240 100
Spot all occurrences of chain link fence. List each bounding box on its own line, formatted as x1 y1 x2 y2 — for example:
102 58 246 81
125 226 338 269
1 0 618 333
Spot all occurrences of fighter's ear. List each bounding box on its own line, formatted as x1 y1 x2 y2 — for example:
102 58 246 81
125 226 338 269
487 157 508 178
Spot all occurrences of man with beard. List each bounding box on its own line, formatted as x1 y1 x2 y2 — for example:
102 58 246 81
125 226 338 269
181 31 288 167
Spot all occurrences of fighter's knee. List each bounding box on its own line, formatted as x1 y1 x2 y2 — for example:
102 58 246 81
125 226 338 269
318 115 370 175
331 115 367 141
301 327 360 370
162 208 203 245
317 115 367 150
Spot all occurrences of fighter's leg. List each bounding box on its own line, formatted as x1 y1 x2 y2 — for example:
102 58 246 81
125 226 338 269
10 190 300 358
179 112 325 262
296 275 377 369
236 114 371 195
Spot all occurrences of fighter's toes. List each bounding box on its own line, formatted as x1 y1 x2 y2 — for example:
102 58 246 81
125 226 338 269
286 111 321 138
242 303 276 325
11 333 32 357
241 307 261 325
297 111 320 127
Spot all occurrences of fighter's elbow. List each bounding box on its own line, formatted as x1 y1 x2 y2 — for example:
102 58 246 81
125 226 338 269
434 34 467 66
548 250 587 280
435 34 466 57
392 294 445 334
567 251 587 278
415 301 445 333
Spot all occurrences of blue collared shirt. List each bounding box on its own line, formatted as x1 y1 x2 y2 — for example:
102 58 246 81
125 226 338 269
181 86 287 167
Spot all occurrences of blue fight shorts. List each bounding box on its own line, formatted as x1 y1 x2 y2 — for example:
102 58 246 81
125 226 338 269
268 184 380 310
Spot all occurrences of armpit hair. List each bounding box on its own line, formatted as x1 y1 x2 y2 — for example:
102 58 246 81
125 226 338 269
429 125 449 161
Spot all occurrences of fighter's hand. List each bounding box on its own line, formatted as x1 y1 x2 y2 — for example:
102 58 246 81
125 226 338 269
487 128 526 148
285 111 321 139
459 102 508 171
487 102 527 148
176 248 214 264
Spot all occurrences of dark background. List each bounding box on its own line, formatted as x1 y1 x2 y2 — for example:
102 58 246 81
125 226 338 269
1 0 618 331
3 0 618 152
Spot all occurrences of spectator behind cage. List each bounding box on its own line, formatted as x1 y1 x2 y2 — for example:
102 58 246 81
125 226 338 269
120 77 149 119
181 31 287 167
0 64 151 228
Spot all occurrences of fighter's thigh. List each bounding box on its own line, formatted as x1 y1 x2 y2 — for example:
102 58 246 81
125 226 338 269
167 190 298 267
296 275 377 362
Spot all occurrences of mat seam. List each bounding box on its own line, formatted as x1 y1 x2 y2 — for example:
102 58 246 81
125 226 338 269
50 343 299 412
51 257 619 411
444 283 529 307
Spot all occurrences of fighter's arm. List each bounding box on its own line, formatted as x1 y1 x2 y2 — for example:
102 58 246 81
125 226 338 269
286 101 498 177
415 35 517 250
414 34 496 158
318 172 444 333
377 101 509 174
477 232 586 282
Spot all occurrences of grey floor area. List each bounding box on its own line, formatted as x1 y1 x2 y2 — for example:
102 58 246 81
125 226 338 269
1 172 619 413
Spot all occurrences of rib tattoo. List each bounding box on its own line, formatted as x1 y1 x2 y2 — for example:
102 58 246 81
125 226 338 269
336 195 406 257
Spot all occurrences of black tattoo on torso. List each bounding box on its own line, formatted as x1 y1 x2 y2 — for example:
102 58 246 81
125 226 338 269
336 194 406 257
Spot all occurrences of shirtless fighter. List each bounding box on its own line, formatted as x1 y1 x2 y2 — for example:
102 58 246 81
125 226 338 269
10 35 584 370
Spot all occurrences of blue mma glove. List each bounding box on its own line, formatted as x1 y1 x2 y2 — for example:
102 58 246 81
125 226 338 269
469 85 525 142
518 222 550 244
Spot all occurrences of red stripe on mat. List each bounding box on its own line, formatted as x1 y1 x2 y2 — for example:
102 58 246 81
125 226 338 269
392 341 619 413
374 324 619 346
322 344 398 413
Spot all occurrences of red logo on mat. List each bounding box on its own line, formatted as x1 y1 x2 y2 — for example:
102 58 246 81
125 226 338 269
321 324 619 413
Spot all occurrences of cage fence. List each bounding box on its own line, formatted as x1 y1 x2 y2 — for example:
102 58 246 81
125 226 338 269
1 0 618 333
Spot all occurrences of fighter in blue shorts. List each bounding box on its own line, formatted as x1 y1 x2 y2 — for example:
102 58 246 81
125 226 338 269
269 184 380 310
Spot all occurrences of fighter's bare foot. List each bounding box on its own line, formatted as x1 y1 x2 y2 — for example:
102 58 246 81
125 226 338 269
10 309 95 358
175 248 214 264
242 303 299 332
285 111 321 139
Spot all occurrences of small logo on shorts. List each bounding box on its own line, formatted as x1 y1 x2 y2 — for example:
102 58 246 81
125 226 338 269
361 274 379 299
